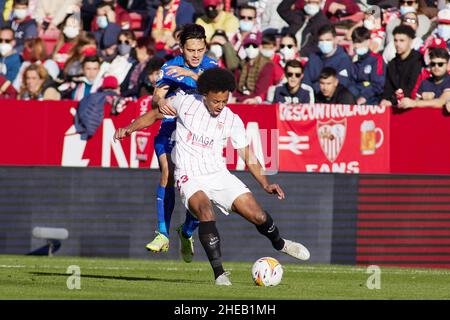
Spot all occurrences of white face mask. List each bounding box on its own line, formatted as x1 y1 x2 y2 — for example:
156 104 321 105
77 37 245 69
260 48 275 59
304 3 320 16
63 26 79 39
280 47 296 61
0 43 13 56
97 16 108 29
363 19 375 30
210 44 223 58
14 8 28 20
240 20 254 32
355 46 369 56
245 46 259 59
400 6 417 15
438 25 450 41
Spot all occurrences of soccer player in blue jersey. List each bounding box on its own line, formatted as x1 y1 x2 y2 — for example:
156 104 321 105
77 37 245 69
145 24 218 262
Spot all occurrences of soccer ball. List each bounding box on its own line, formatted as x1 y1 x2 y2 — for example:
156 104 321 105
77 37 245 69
252 257 283 287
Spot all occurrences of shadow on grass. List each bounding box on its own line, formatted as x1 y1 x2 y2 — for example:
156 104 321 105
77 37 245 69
30 272 209 284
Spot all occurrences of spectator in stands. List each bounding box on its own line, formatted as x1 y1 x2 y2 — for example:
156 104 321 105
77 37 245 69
18 63 61 100
0 74 17 98
231 4 261 60
399 47 450 109
98 21 121 63
272 59 314 103
0 26 21 82
349 27 386 105
277 0 329 58
13 38 59 90
380 25 425 108
294 0 362 23
101 0 131 30
260 0 289 35
303 24 353 93
93 1 121 48
383 12 424 63
62 32 97 81
8 0 38 53
233 32 275 104
52 14 83 70
261 33 285 86
277 34 301 68
208 29 240 71
195 0 239 42
386 0 431 43
138 56 165 97
67 54 101 100
426 8 450 50
151 0 195 52
34 0 81 33
315 67 356 104
347 6 386 53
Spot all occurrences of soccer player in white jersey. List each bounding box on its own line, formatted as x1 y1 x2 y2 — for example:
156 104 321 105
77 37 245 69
114 68 310 285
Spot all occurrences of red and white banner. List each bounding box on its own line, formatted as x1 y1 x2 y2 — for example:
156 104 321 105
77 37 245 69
1 99 450 174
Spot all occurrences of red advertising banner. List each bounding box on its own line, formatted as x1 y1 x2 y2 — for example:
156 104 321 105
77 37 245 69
0 99 450 174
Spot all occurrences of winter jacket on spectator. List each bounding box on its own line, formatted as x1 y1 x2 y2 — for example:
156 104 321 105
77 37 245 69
316 83 356 104
0 50 21 82
33 0 81 27
303 46 354 93
10 17 38 53
277 0 330 58
382 50 425 105
349 52 386 104
272 82 315 103
196 10 239 43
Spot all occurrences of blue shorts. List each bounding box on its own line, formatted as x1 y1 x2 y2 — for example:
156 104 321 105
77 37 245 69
154 119 176 158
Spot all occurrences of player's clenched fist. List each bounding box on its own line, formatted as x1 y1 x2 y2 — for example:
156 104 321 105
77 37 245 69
114 127 132 141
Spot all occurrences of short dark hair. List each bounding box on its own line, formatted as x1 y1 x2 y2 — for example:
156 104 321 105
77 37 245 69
262 34 276 46
281 33 298 46
285 59 303 72
197 67 236 94
318 24 337 38
13 0 28 5
319 67 337 79
179 24 207 47
145 57 165 74
238 4 257 14
393 25 416 39
82 55 101 66
429 47 450 62
351 27 371 43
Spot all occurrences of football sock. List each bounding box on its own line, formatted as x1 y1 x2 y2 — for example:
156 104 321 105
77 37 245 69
156 185 175 237
255 212 285 251
199 221 225 279
182 210 200 238
164 185 175 234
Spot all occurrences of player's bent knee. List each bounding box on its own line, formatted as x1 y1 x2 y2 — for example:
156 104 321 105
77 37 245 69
253 211 267 226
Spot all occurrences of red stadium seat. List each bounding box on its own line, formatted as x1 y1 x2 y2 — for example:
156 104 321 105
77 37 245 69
129 12 142 30
40 29 60 56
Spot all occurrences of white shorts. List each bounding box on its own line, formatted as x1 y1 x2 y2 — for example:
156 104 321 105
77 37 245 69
175 170 251 215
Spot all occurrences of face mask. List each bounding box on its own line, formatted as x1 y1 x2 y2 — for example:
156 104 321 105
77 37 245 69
245 46 259 59
438 25 450 41
363 19 375 30
304 4 320 16
355 46 369 56
206 8 219 20
280 47 296 61
240 20 254 32
261 48 275 59
63 26 79 39
318 40 334 55
0 43 12 56
14 8 28 20
97 16 108 29
400 6 416 15
210 44 223 58
118 43 132 56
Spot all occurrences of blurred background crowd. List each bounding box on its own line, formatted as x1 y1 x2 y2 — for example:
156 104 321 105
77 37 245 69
0 0 449 110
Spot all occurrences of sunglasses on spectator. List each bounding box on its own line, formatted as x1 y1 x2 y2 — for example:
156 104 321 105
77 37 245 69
240 16 254 21
402 18 417 24
286 72 302 78
244 44 258 49
280 44 294 49
0 38 12 43
400 0 416 5
118 40 131 45
430 62 446 67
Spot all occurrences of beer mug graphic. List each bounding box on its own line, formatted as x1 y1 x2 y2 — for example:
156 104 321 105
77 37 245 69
360 120 384 155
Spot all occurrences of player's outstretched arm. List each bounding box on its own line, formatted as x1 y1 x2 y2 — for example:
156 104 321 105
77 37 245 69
238 146 285 200
113 109 163 141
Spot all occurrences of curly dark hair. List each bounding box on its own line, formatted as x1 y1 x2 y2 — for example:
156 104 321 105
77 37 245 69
197 68 236 95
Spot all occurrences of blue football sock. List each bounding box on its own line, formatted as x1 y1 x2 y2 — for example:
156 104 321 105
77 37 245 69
182 210 200 238
156 185 169 237
164 186 175 234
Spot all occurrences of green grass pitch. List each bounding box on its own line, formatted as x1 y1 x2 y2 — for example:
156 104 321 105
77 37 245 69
1 254 450 300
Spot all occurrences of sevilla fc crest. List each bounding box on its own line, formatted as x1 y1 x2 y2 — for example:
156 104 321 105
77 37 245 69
137 136 148 152
317 119 347 163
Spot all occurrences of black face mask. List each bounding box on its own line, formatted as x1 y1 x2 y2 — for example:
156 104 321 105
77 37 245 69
206 6 218 19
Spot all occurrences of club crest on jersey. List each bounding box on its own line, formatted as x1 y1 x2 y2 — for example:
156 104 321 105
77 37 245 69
186 131 214 149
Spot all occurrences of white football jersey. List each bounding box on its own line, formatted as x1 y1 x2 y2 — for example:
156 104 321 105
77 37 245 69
169 94 248 177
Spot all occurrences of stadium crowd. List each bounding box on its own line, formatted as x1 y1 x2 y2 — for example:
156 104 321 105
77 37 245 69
0 0 449 110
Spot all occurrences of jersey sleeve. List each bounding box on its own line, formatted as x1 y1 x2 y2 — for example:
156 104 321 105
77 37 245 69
230 114 248 149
